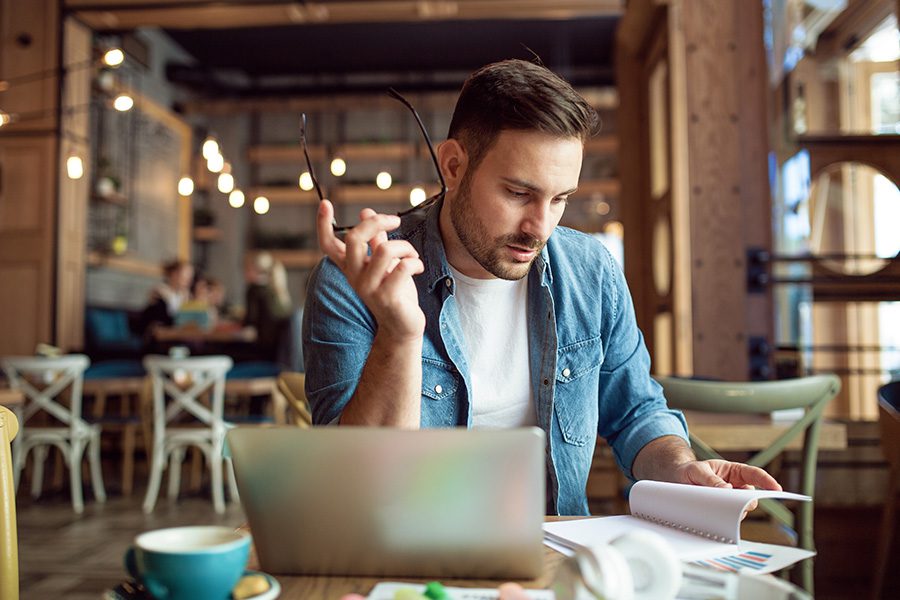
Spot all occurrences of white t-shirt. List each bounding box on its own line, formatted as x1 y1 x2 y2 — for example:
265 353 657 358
448 266 537 429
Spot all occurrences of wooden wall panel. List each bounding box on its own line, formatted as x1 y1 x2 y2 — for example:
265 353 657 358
0 265 42 355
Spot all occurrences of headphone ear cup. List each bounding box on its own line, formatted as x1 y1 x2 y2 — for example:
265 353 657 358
610 530 682 600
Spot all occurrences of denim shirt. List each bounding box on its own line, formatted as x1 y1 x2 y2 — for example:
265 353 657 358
303 200 688 515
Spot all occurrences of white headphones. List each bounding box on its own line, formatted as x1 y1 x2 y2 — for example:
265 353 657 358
551 530 682 600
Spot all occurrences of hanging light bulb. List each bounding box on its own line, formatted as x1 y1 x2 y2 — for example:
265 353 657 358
112 94 133 111
298 172 314 191
102 48 125 67
253 196 270 215
330 157 346 177
229 189 245 208
202 137 219 160
409 186 427 206
207 152 224 173
177 176 194 196
217 172 234 194
66 154 84 180
375 171 392 190
0 111 10 127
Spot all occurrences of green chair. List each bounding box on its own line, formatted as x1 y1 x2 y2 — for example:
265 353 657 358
655 374 841 595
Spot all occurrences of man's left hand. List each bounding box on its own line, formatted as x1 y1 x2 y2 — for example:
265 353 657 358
673 459 782 491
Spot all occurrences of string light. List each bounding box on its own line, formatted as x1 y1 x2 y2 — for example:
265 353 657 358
409 186 427 206
102 48 125 67
112 94 133 111
177 176 194 196
299 172 314 191
207 153 224 173
217 172 234 194
330 157 346 177
0 111 10 127
253 196 270 214
66 154 84 180
375 171 392 190
229 190 245 208
202 137 219 160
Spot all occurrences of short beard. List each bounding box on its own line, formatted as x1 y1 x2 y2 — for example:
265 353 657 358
449 172 545 280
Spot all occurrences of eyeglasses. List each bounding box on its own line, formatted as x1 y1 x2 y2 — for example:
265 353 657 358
300 88 448 233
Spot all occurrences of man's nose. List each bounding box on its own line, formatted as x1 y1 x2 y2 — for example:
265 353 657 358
521 202 554 243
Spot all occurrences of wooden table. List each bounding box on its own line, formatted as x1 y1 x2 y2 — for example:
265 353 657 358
246 520 569 598
683 411 848 451
0 388 23 409
153 325 257 344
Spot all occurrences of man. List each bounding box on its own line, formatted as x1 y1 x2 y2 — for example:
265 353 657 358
303 59 779 515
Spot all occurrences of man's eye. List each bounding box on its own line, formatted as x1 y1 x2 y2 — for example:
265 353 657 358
507 189 528 198
553 196 569 205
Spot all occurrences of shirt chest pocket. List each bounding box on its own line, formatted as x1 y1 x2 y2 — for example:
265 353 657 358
554 337 604 446
421 359 460 400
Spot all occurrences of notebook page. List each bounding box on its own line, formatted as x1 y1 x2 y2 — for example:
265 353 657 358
629 480 810 544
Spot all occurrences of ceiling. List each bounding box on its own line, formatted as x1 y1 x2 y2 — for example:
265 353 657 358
162 17 620 97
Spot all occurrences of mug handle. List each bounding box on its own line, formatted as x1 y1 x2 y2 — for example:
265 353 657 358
124 547 169 599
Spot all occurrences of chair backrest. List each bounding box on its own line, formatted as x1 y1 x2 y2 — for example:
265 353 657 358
655 374 841 476
0 355 91 436
142 355 233 435
0 406 19 600
276 372 311 428
877 381 900 469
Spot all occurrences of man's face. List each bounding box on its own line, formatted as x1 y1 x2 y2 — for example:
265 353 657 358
445 129 583 280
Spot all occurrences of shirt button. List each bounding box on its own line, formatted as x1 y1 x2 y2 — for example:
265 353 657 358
445 279 452 288
562 368 571 378
434 384 443 394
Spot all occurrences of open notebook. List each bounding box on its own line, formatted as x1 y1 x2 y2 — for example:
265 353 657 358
543 480 815 574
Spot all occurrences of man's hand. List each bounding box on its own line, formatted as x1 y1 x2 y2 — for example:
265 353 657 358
317 200 425 342
672 459 782 491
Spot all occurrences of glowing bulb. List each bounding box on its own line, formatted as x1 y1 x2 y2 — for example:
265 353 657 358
207 153 224 173
202 137 219 160
66 154 84 180
217 172 234 194
299 172 314 191
330 157 346 177
409 186 427 206
253 196 270 215
102 48 125 67
112 94 133 111
178 176 194 196
375 171 392 190
0 111 10 127
229 189 245 208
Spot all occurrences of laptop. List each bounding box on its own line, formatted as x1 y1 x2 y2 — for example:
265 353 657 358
226 426 545 579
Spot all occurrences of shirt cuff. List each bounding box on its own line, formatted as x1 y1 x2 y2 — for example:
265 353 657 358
616 409 689 480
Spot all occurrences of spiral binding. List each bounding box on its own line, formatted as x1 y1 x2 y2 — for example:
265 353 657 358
631 512 735 544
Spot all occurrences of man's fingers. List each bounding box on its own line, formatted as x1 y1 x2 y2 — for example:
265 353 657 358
360 208 389 249
316 200 346 264
356 241 421 295
342 214 403 279
688 463 731 488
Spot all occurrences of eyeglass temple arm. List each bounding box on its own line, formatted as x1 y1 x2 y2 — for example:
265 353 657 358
300 113 327 204
387 88 448 196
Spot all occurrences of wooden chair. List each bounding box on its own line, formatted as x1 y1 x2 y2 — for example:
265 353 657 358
0 355 106 514
275 372 311 428
872 381 900 600
142 355 237 514
656 374 841 595
1 406 19 600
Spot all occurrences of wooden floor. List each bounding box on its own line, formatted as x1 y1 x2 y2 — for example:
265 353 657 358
15 488 900 599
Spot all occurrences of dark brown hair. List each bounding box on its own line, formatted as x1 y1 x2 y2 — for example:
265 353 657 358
447 59 600 172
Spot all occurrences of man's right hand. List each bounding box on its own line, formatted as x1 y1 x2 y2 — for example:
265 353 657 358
317 199 426 342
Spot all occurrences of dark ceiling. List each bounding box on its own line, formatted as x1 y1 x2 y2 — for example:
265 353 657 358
164 17 619 97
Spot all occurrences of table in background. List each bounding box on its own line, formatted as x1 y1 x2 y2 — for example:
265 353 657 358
683 411 847 451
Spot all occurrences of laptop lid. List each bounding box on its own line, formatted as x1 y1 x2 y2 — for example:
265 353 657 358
227 426 545 579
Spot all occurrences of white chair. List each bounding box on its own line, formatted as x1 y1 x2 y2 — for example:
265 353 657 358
0 354 106 514
142 355 238 514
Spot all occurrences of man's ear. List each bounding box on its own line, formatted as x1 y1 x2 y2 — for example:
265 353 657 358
437 139 467 192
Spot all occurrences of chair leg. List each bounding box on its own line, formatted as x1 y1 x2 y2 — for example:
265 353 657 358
31 446 49 499
871 466 900 600
143 445 166 514
168 447 185 500
122 425 136 497
67 442 85 514
88 430 107 503
189 448 203 493
210 450 225 514
226 457 240 504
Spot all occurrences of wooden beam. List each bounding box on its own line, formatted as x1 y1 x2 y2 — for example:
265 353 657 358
814 0 895 59
66 0 623 30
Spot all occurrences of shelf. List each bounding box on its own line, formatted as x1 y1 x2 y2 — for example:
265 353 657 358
91 192 128 206
576 179 620 197
87 251 161 277
248 183 441 206
584 135 619 154
193 226 223 242
250 187 320 205
248 141 418 164
254 249 322 270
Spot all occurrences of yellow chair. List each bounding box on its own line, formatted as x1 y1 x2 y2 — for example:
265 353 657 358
276 372 311 428
1 405 20 600
872 381 900 600
656 374 840 595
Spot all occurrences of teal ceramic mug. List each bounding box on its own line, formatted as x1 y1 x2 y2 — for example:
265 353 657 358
125 526 251 600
